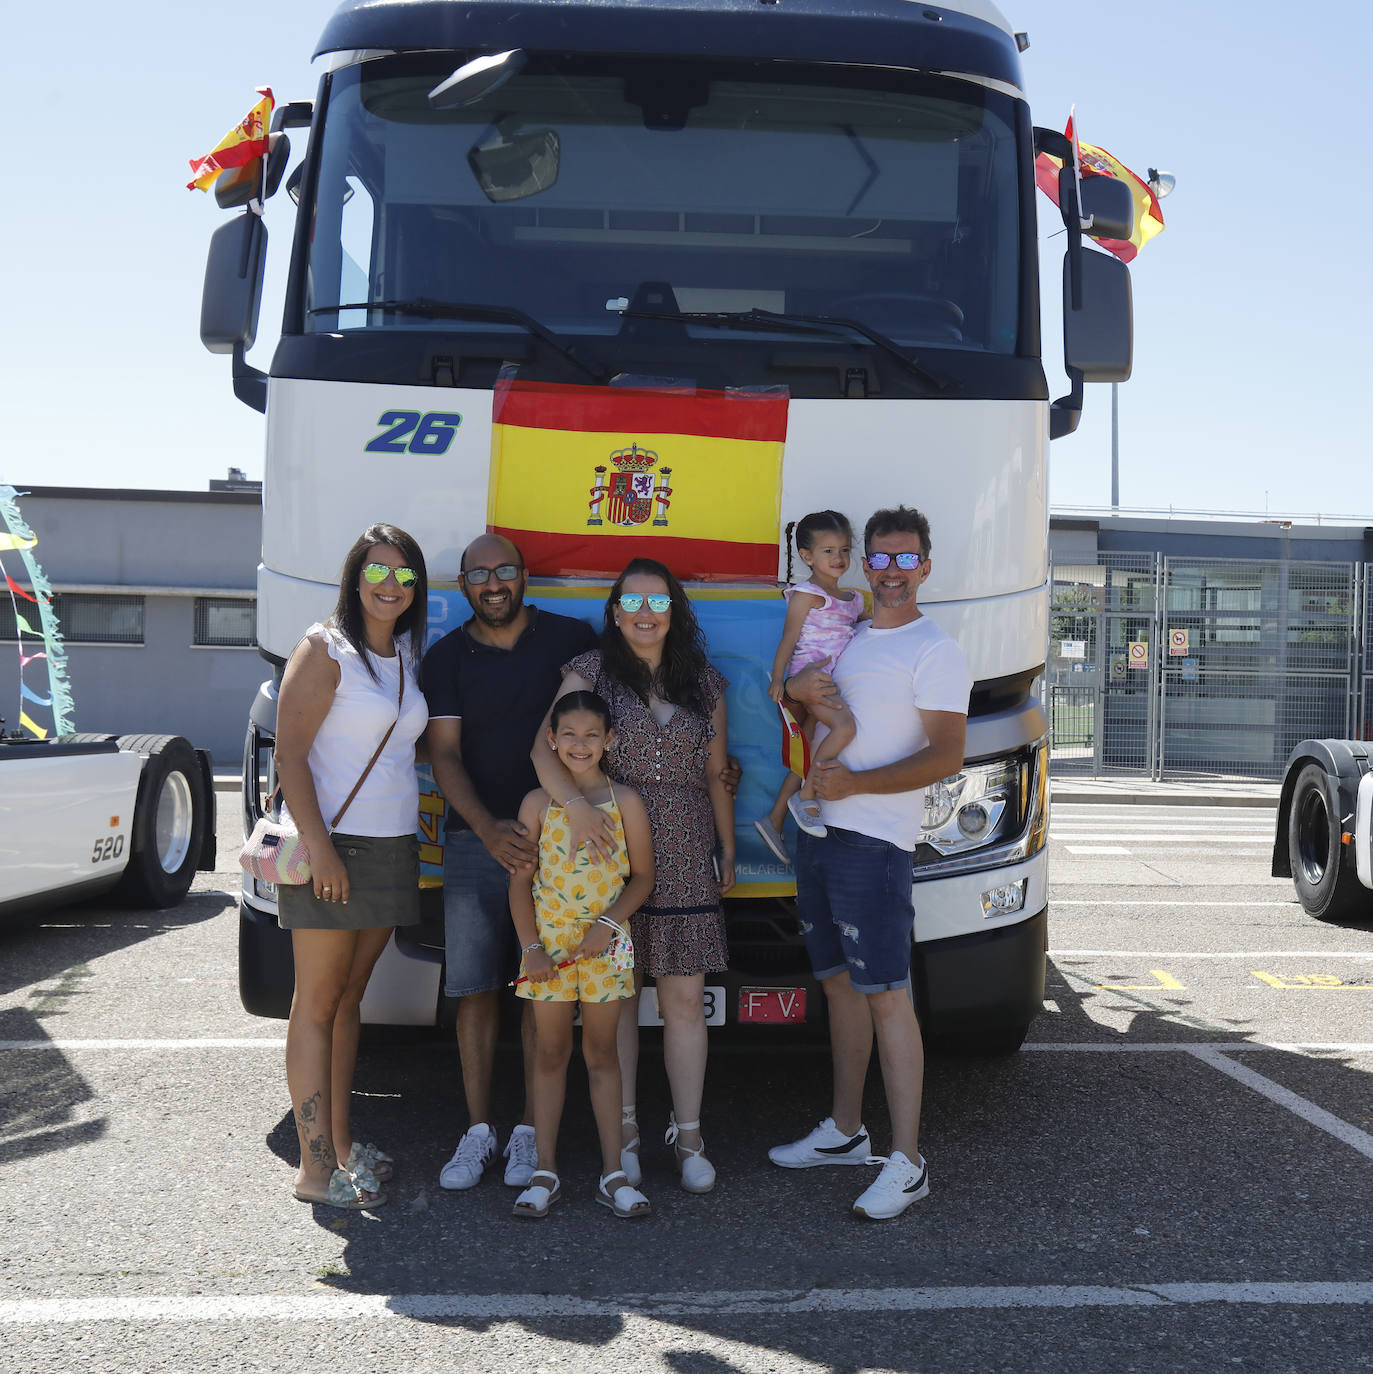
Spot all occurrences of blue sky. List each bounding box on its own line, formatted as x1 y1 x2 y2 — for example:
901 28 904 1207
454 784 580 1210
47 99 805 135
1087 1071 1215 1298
6 1 1371 517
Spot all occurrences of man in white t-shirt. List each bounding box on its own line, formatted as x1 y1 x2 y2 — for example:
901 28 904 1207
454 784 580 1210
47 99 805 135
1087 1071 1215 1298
769 505 971 1220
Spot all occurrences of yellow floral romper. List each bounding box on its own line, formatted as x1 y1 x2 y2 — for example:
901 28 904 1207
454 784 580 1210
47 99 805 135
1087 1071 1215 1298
517 787 633 1003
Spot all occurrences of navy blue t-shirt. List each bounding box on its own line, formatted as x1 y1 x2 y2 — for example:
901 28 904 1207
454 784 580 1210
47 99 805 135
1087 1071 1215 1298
421 606 597 829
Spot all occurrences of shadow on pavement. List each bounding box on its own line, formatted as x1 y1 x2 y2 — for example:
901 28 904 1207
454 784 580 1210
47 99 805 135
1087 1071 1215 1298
0 1006 107 1167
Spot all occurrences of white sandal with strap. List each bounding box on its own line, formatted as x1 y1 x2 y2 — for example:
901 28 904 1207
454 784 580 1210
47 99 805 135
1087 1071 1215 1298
596 1169 651 1218
666 1113 716 1194
620 1106 642 1187
512 1170 561 1218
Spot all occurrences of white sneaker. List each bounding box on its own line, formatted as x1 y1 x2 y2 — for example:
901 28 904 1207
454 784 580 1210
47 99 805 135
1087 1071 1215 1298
851 1151 929 1219
768 1117 870 1168
439 1123 496 1190
503 1124 538 1188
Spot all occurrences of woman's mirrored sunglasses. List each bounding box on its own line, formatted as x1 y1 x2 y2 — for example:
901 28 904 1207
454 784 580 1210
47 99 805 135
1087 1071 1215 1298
618 592 672 614
462 563 522 585
865 551 925 570
362 562 418 587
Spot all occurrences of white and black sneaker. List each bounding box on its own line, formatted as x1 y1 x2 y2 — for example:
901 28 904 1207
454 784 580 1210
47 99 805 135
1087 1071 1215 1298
439 1123 496 1190
768 1117 870 1168
852 1151 929 1219
503 1124 538 1188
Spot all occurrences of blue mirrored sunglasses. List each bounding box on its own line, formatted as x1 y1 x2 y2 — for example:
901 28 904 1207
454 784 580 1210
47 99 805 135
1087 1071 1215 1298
362 562 418 587
618 592 672 614
865 551 925 570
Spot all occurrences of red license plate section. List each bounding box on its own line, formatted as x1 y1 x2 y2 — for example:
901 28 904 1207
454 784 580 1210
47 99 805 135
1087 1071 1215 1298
737 987 807 1023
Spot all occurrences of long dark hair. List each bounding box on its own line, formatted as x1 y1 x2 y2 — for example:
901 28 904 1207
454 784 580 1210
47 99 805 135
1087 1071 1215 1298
600 557 712 717
330 523 429 680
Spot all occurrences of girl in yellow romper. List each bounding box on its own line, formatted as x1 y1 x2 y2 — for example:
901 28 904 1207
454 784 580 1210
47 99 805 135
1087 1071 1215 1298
508 690 656 1219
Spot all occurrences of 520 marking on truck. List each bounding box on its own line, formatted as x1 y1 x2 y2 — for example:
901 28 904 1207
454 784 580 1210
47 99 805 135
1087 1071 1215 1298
91 833 126 863
364 410 462 455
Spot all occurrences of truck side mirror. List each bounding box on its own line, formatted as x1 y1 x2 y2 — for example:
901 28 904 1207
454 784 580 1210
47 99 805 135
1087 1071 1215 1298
1080 176 1134 243
1062 248 1132 382
200 211 267 354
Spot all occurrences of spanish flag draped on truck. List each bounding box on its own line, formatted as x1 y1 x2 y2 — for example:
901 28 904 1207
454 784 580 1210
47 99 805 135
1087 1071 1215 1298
488 378 788 582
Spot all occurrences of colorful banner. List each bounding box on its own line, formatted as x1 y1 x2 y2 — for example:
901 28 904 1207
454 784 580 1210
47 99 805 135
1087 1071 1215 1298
1 485 74 735
187 87 274 192
488 378 788 581
1035 115 1165 264
779 700 811 779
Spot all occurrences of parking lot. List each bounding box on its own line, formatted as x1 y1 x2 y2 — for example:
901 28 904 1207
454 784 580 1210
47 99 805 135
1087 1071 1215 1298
1 794 1371 1372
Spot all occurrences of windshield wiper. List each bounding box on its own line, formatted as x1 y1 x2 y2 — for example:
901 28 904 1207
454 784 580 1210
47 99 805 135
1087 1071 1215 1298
309 298 609 382
618 307 949 393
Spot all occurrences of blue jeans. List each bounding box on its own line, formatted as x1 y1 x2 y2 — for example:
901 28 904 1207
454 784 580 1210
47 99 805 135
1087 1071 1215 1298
795 827 915 994
443 828 516 997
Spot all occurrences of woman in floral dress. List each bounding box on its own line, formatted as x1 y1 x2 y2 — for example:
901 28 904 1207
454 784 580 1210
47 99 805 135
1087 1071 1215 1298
533 557 734 1194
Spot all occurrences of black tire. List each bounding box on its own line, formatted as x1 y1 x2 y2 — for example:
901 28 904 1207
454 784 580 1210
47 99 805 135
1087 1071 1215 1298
1288 763 1366 921
111 735 210 908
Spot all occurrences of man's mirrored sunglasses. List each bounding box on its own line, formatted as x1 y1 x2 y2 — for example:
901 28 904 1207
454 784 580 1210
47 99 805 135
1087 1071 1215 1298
619 593 672 614
865 552 926 570
462 563 522 585
362 563 418 587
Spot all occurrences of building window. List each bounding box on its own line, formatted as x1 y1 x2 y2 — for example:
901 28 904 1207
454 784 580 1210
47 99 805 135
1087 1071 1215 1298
0 593 145 644
60 594 146 644
194 597 256 647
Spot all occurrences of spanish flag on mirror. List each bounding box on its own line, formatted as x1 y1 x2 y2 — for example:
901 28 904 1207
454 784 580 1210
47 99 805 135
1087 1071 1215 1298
488 378 788 581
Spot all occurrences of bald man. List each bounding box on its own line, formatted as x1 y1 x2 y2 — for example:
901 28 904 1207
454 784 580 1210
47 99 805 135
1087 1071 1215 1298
422 534 597 1193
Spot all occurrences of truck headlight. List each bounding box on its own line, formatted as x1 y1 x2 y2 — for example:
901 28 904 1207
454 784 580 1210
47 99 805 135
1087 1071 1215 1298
919 757 1021 856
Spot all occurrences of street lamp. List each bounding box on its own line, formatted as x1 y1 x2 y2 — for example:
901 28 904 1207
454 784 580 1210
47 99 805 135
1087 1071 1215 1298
1110 169 1175 511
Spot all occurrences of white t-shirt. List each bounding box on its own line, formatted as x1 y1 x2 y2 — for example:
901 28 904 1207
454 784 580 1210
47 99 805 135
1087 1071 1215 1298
816 615 972 851
285 623 429 837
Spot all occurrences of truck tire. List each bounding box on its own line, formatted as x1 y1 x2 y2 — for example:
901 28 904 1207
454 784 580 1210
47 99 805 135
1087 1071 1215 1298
111 735 209 908
1289 763 1365 921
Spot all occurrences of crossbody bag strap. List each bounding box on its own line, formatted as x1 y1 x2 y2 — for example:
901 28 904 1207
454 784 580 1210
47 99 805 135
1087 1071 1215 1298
328 653 406 832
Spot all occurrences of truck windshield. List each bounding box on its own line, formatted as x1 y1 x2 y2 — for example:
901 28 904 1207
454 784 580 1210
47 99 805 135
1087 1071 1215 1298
304 52 1022 358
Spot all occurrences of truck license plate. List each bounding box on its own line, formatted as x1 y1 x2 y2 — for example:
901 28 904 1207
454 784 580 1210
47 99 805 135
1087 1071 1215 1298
738 987 807 1023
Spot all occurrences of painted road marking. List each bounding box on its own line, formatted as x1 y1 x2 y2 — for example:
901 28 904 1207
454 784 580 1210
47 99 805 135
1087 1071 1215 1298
1094 969 1186 991
1052 901 1298 908
1252 971 1373 989
1064 846 1130 854
1051 949 1373 957
3 1283 1373 1325
1054 834 1271 843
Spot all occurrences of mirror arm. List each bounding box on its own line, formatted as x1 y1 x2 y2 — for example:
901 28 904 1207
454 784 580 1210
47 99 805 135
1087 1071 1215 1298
1049 366 1083 440
232 343 267 413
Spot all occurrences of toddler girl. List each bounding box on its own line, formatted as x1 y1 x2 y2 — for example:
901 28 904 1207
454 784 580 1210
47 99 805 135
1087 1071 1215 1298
508 690 656 1219
754 511 864 858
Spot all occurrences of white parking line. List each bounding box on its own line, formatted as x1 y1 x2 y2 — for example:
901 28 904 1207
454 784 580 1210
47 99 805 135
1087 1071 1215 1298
2 1283 1372 1324
1050 949 1373 958
1055 835 1271 843
1052 901 1295 907
1064 846 1131 854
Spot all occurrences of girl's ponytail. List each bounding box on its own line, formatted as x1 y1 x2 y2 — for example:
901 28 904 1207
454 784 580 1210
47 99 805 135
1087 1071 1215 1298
783 520 797 585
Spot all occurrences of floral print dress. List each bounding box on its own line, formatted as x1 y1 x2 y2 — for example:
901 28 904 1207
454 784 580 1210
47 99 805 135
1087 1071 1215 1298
564 649 729 978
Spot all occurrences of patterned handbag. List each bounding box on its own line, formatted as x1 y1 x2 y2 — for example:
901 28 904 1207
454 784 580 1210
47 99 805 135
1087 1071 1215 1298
239 664 405 885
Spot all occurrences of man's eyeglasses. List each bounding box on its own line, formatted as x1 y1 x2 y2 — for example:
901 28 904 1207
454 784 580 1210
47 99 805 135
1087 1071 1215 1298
362 563 418 587
462 563 522 585
865 552 926 571
618 592 672 614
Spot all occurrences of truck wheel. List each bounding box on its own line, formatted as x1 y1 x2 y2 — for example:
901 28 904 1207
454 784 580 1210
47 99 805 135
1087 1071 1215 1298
112 735 209 908
1289 763 1365 921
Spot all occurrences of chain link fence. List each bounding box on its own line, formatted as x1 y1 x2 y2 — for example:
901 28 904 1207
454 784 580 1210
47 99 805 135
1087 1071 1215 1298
1047 555 1370 780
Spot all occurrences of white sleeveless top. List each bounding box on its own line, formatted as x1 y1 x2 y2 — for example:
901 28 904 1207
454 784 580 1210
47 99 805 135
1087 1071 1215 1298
286 622 429 837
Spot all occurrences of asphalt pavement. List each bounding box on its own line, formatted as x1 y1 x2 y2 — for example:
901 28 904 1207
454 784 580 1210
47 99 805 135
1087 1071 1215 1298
1 784 1370 1373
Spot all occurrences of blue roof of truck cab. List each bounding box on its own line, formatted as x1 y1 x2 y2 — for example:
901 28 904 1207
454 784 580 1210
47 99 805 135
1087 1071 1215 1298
313 0 1024 91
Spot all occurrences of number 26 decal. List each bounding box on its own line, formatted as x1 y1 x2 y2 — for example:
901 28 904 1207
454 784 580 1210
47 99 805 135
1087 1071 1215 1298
365 411 462 455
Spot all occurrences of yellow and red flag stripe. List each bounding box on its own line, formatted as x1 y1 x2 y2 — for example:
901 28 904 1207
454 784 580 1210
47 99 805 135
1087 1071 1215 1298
187 88 274 192
778 700 811 778
1034 116 1164 264
489 378 788 581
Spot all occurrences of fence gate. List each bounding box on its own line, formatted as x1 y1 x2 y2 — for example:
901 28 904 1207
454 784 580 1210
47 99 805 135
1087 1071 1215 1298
1048 553 1160 777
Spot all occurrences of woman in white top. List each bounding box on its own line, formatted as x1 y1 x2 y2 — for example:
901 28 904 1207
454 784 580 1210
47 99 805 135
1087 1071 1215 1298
274 523 430 1209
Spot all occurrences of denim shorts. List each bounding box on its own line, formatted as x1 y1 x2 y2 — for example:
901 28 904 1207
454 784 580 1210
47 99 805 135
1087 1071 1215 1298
443 828 517 997
794 827 916 994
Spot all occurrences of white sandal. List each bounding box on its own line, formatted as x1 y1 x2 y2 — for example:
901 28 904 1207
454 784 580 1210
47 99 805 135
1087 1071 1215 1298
596 1169 651 1218
620 1106 642 1187
512 1170 561 1218
666 1114 716 1194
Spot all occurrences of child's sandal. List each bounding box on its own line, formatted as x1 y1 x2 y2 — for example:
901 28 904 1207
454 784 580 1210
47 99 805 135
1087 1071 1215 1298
620 1107 642 1187
512 1170 561 1218
596 1170 651 1218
